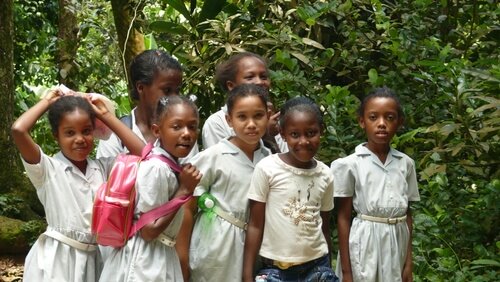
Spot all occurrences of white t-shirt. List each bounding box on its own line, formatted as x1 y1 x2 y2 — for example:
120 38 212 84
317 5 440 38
248 154 334 263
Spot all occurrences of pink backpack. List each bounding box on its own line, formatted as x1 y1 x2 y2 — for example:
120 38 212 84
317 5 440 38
91 143 192 247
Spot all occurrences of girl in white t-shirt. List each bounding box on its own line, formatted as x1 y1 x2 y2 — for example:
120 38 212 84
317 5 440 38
178 84 270 281
11 91 144 281
99 95 202 282
243 96 338 282
332 87 419 282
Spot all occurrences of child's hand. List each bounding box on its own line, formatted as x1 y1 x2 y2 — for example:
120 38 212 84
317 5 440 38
178 163 202 195
87 94 110 118
44 89 63 104
267 111 280 136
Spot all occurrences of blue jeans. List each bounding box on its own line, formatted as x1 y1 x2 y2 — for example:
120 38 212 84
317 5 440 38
256 255 339 282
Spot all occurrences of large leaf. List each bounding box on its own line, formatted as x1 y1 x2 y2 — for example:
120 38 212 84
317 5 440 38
149 21 190 35
163 0 193 24
144 33 158 50
199 0 226 22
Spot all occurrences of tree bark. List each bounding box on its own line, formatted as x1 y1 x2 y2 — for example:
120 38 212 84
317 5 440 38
0 0 22 195
58 0 80 89
110 0 145 97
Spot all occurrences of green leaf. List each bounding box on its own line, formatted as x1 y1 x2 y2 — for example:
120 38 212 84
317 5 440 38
291 52 310 65
144 33 158 50
149 21 190 35
368 68 378 85
302 38 325 50
470 259 500 267
164 0 192 23
199 0 226 22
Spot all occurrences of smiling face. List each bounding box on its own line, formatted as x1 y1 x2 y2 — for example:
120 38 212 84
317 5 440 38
138 69 183 115
280 110 322 168
226 95 269 152
227 56 270 91
152 103 198 159
54 109 94 166
359 97 403 152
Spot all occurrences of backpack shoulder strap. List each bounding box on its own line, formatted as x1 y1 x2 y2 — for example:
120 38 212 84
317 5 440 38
127 147 186 238
129 194 193 237
140 142 154 160
145 154 182 173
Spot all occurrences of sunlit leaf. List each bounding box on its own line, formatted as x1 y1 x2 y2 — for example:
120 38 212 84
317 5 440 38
291 52 310 65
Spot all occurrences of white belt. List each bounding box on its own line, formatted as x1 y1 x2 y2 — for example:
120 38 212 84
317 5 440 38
42 230 97 252
213 206 247 230
157 234 176 247
357 214 407 224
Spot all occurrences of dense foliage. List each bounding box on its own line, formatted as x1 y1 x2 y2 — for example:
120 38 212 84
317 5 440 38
11 0 499 280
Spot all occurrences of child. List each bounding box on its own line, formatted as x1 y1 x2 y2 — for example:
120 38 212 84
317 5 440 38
243 96 337 282
332 87 420 282
97 49 198 162
201 52 285 152
99 95 202 281
11 91 144 281
178 84 271 281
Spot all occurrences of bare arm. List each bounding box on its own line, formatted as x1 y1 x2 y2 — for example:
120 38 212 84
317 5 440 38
140 163 201 241
88 95 144 156
242 200 266 282
175 197 198 281
320 211 333 266
337 197 354 282
11 90 62 164
402 207 414 282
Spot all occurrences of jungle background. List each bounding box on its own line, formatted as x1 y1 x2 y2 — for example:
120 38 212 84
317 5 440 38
0 0 498 281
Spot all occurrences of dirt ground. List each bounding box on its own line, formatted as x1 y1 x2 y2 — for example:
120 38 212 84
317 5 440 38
0 256 24 282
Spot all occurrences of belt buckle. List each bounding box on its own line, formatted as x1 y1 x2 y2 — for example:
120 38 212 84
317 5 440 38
274 261 296 270
387 218 397 224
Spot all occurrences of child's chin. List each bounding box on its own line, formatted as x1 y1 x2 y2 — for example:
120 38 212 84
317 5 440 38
174 148 192 158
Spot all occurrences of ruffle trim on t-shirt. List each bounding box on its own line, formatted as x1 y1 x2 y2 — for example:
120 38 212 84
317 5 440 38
273 154 324 176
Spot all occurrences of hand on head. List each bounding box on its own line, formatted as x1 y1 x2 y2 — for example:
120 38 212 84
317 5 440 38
44 89 64 104
87 94 110 118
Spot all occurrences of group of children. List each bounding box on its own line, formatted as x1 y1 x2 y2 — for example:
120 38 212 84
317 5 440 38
12 49 419 282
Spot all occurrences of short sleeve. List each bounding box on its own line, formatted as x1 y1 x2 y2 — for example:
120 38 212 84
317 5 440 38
406 158 420 202
247 164 270 203
330 157 355 197
190 149 217 197
21 146 49 189
320 173 334 211
135 159 178 213
201 111 232 149
96 133 124 158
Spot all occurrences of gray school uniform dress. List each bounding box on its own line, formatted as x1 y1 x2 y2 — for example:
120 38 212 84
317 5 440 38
99 145 184 282
188 138 270 282
331 143 420 282
21 147 114 282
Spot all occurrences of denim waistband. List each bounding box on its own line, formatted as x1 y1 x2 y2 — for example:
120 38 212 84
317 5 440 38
261 254 329 272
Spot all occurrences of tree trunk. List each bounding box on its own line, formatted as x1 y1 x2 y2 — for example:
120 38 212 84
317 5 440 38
110 0 145 98
0 0 22 195
57 0 80 89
